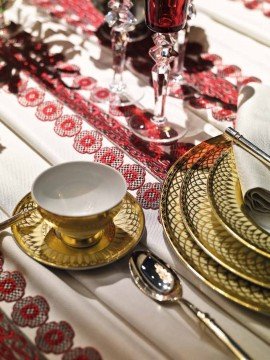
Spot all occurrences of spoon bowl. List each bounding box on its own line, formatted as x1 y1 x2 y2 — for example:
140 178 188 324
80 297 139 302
129 250 182 302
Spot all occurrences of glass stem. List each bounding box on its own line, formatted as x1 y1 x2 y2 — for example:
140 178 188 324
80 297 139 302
172 28 188 77
152 62 169 124
150 33 177 125
110 28 129 93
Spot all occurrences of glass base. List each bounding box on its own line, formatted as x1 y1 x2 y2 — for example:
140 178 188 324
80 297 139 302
128 109 187 144
109 88 144 107
90 78 144 108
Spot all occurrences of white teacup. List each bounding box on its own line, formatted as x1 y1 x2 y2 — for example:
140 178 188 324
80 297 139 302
31 161 127 248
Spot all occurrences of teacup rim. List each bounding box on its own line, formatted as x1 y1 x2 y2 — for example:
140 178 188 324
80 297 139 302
31 161 127 218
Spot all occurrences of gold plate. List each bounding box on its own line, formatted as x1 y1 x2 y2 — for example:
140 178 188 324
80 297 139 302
208 150 270 259
160 135 270 314
11 193 145 270
180 150 270 288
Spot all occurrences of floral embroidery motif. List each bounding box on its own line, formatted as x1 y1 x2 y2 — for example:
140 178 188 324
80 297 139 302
73 76 97 90
217 65 242 79
36 101 63 121
18 87 45 107
90 87 110 103
119 164 146 191
94 147 124 169
212 107 237 122
11 296 49 328
242 0 270 16
0 271 26 302
136 183 162 210
35 321 74 354
62 347 102 360
73 130 102 154
31 0 104 32
54 115 82 137
237 76 261 89
0 309 43 358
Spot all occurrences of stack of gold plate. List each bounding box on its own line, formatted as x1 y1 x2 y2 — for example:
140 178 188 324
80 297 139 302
160 135 270 314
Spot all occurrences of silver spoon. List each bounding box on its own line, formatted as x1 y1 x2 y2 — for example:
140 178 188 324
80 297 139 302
129 250 251 360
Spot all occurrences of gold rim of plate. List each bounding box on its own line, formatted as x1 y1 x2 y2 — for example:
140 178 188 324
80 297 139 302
11 192 145 270
180 149 270 288
160 135 270 314
207 149 270 259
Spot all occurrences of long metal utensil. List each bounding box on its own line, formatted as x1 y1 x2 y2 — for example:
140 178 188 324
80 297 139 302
225 127 270 167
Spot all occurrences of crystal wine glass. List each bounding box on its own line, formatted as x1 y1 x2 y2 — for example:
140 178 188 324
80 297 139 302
103 0 144 107
129 0 190 143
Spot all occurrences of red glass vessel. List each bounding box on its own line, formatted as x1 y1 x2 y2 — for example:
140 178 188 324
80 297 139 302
145 0 189 33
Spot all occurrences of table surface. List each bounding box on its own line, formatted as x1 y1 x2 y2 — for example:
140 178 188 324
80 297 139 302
0 1 270 359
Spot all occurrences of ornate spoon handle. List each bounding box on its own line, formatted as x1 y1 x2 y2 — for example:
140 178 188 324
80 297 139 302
179 298 251 360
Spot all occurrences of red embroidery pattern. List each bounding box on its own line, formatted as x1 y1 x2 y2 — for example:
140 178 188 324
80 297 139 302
54 115 83 137
73 76 97 90
119 164 146 191
179 50 262 121
242 0 270 17
136 183 162 210
0 270 103 358
73 130 103 154
0 309 42 359
62 347 102 360
36 101 63 121
35 321 74 354
29 0 104 33
11 296 49 328
0 271 26 302
90 87 111 103
18 87 45 107
94 147 124 169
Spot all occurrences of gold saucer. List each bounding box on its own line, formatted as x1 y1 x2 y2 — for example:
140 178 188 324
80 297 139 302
160 135 270 314
11 193 145 270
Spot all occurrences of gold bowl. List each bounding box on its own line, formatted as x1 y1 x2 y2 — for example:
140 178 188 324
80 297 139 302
31 161 127 248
